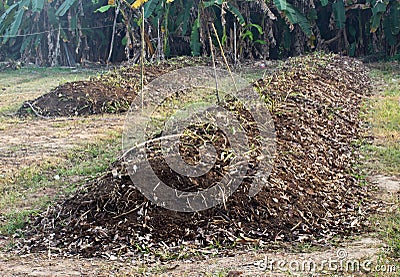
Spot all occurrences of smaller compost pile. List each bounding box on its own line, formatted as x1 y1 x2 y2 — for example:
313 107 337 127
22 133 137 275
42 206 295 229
18 53 382 258
17 57 212 117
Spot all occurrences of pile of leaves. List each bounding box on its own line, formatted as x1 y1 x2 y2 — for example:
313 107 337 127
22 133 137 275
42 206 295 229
18 53 383 258
17 57 212 117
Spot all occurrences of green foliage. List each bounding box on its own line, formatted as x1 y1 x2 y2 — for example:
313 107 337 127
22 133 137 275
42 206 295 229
203 0 222 8
320 0 328 7
190 17 201 56
178 0 194 35
95 4 116 13
332 0 346 29
32 0 45 12
0 0 399 63
0 0 113 64
144 0 159 18
226 2 245 26
382 1 400 46
369 0 388 33
241 23 263 41
273 0 313 37
7 1 29 41
55 0 77 16
0 2 21 42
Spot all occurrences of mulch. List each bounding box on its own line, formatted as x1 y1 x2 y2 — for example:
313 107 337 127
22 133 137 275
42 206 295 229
15 53 385 259
16 57 213 117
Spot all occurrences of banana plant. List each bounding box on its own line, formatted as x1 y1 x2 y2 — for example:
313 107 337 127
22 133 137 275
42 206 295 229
332 0 346 29
383 1 400 47
189 0 247 56
0 0 78 44
273 0 313 37
1 0 37 43
0 0 115 65
1 0 399 65
369 0 389 33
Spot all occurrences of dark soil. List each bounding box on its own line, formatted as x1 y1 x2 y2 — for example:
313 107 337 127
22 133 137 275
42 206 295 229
18 81 134 117
17 57 212 117
17 54 384 258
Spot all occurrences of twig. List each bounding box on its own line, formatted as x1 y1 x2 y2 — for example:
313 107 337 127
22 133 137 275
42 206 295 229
141 6 145 111
107 2 120 64
112 202 145 219
234 22 237 66
211 23 237 92
209 36 220 104
121 133 182 159
23 101 51 119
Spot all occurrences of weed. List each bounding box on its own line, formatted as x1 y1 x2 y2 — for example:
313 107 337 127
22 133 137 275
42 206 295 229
0 209 39 235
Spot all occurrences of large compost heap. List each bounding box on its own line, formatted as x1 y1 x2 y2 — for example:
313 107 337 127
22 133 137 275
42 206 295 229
17 53 382 258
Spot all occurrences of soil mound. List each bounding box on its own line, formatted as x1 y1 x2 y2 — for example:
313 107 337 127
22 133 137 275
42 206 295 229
18 80 133 117
18 54 383 258
17 57 212 117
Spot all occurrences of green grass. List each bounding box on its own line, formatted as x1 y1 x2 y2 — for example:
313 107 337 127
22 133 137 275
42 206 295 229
362 67 400 175
0 67 95 116
371 97 400 132
0 209 41 236
365 64 400 272
59 133 121 177
362 144 400 175
373 204 400 276
0 131 121 236
381 206 400 258
0 67 95 87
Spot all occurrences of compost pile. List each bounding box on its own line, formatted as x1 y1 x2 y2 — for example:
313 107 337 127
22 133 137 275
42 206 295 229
17 81 134 117
18 53 382 258
17 57 211 117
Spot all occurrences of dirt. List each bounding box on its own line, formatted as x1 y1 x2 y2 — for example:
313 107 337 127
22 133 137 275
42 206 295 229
17 81 134 117
0 235 391 276
369 175 400 194
0 116 124 174
1 55 398 276
8 54 386 265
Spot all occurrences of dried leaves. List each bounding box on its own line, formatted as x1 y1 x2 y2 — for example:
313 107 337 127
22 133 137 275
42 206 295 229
17 53 384 258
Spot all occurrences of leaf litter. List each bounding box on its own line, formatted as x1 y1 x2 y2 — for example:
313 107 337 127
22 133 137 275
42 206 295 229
14 53 385 259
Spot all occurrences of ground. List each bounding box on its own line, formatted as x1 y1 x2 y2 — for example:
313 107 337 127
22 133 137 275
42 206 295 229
0 236 388 276
0 60 399 276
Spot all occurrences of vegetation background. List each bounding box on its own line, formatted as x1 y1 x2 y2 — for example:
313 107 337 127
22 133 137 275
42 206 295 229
0 0 399 66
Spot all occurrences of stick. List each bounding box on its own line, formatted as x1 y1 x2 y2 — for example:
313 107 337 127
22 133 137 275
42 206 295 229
157 18 162 61
23 101 50 119
113 203 145 219
107 2 120 64
209 36 220 104
211 23 237 92
234 22 237 66
121 134 182 159
141 6 145 111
